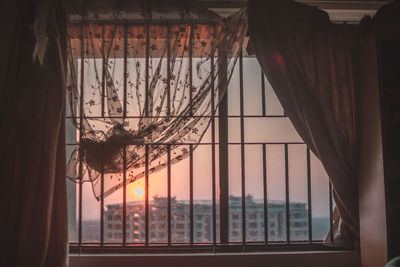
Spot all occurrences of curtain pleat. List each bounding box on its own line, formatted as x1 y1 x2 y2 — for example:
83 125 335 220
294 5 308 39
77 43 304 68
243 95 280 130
248 0 360 243
0 1 68 266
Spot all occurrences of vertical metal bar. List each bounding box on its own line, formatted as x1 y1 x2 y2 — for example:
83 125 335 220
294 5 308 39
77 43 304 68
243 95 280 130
122 147 127 245
167 25 171 117
100 172 104 245
261 72 266 117
123 24 128 118
144 24 150 245
78 22 85 251
218 35 229 245
101 24 105 117
189 144 194 245
166 26 172 245
167 145 172 245
329 181 334 243
210 33 216 246
145 24 150 117
122 23 128 246
307 147 312 243
285 144 290 243
263 144 268 244
78 166 83 249
189 23 193 116
239 50 246 245
145 145 149 245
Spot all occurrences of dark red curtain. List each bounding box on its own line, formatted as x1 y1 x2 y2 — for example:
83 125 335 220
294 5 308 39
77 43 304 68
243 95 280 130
0 1 68 266
248 0 360 243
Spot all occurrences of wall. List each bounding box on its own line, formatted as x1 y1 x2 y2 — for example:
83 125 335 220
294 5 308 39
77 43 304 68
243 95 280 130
70 251 360 267
356 31 388 267
378 33 400 260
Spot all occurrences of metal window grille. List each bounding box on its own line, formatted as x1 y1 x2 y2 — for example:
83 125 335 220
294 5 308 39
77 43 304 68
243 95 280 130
67 20 339 254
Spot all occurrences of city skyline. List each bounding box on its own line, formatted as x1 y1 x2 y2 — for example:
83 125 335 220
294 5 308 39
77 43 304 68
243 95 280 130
75 195 330 243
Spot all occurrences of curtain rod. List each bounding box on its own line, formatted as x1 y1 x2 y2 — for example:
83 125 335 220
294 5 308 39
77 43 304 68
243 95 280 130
40 0 389 9
192 1 387 10
67 19 220 24
59 0 389 10
65 0 387 23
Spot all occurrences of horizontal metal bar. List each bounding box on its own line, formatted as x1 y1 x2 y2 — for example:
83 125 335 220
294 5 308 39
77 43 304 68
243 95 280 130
68 19 219 25
204 0 387 10
69 242 353 254
66 142 306 146
65 115 288 119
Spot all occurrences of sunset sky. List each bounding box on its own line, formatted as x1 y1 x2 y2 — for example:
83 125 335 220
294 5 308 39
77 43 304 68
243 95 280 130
67 57 332 222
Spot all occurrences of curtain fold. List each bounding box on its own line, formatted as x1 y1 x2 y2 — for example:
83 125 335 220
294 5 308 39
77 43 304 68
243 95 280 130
247 0 360 243
66 4 247 200
0 0 68 266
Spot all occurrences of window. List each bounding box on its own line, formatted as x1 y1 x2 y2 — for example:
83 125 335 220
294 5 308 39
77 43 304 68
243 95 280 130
232 214 240 220
248 214 257 220
249 223 257 228
249 231 258 237
66 20 335 252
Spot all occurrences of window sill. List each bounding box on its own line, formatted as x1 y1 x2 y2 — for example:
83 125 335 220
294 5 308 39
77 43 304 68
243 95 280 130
69 250 360 267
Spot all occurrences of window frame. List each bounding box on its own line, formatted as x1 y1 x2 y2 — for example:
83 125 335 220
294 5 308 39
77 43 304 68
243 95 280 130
67 2 382 256
67 36 337 254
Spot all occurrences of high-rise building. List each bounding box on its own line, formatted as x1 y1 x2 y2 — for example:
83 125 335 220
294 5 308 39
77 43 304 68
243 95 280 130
104 195 308 243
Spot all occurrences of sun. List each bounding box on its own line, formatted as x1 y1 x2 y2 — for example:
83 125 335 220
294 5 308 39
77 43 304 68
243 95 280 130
135 186 144 197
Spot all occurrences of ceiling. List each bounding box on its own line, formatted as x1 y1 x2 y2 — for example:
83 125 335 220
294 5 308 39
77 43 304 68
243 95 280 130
195 0 389 21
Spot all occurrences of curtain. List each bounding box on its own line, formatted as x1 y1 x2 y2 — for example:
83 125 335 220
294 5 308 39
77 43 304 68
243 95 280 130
66 2 247 200
247 0 360 243
0 0 68 266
